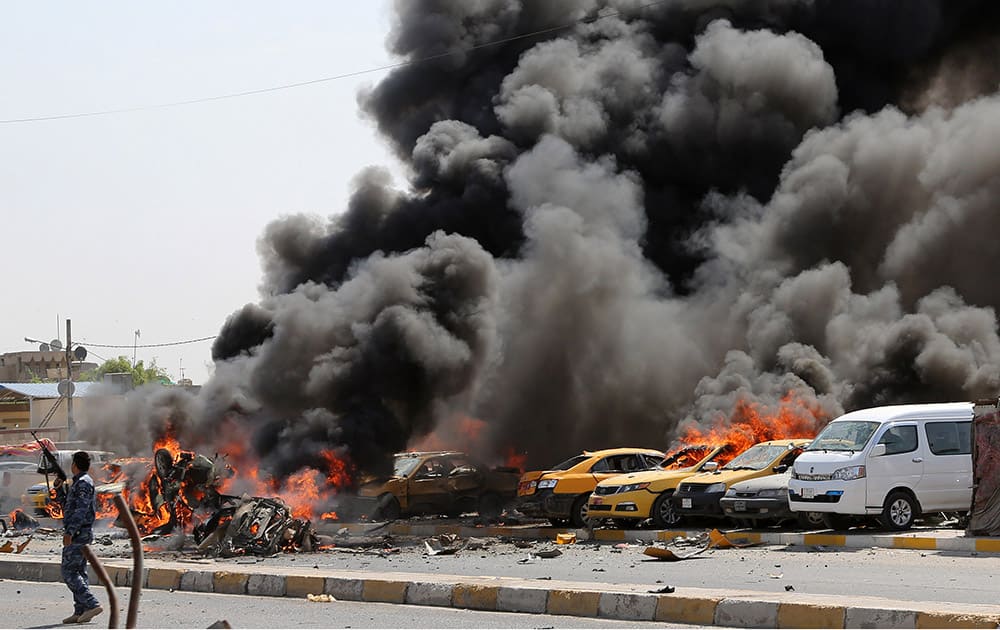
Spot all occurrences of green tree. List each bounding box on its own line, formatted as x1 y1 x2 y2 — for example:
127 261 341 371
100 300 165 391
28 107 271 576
80 356 173 386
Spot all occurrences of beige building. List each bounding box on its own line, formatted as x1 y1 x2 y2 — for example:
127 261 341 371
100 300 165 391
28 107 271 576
0 382 104 443
0 351 97 382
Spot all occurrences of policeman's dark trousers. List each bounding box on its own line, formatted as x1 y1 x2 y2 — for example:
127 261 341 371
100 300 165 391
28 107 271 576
62 543 99 614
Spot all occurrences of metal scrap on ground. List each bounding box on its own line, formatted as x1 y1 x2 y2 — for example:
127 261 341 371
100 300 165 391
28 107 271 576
643 528 758 561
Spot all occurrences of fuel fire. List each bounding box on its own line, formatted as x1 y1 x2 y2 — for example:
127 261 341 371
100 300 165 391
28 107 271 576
95 430 354 537
675 392 827 457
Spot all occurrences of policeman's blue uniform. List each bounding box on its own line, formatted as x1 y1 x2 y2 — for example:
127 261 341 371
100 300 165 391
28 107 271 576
59 471 100 615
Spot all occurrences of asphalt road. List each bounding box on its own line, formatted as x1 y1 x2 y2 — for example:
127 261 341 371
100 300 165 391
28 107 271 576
10 516 996 608
3 580 705 629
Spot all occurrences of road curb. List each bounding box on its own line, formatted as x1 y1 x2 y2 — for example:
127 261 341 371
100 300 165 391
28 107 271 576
336 521 1000 555
3 556 1000 628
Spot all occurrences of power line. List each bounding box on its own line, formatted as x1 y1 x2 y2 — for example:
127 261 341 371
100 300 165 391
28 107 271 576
77 335 217 349
0 1 669 125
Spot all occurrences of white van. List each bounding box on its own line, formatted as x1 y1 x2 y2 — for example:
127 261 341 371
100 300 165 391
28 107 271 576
788 402 972 530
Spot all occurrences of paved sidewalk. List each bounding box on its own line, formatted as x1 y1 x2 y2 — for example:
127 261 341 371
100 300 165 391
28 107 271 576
2 553 999 628
330 521 1000 555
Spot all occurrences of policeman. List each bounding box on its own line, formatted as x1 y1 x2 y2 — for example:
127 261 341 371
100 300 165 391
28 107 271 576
54 451 103 624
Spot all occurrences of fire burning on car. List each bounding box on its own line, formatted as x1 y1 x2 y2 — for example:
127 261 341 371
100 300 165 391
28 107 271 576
87 424 356 555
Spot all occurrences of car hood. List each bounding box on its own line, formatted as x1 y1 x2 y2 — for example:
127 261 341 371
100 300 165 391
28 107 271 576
598 468 692 487
728 472 791 493
793 450 864 474
683 469 771 485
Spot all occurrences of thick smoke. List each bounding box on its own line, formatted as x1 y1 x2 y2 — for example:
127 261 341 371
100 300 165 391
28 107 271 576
90 0 1000 475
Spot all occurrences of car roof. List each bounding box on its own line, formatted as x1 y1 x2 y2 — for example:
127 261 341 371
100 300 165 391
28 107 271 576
580 448 665 457
830 402 972 423
394 451 467 458
750 439 811 447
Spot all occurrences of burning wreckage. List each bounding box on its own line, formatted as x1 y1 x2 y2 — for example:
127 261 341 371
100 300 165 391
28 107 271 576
101 443 326 557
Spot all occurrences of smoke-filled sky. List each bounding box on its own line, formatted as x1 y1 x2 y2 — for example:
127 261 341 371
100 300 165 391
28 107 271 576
53 0 1000 476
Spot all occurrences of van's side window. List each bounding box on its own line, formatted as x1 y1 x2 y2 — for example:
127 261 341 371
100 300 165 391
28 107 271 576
879 425 918 455
924 421 972 456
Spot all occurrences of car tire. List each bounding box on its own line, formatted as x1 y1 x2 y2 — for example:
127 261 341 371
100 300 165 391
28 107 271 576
478 493 503 519
880 491 918 531
650 491 681 529
373 494 401 521
797 511 826 529
570 494 591 528
821 513 854 531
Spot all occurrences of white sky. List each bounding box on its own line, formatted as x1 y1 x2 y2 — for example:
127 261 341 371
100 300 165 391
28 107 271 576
0 2 404 385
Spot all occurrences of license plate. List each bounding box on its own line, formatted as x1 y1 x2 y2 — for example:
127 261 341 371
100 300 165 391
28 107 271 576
591 497 603 505
734 500 746 511
802 487 816 499
682 498 692 509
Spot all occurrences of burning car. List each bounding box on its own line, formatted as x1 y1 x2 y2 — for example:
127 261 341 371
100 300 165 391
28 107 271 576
587 444 734 529
671 439 810 521
355 451 520 521
517 448 666 527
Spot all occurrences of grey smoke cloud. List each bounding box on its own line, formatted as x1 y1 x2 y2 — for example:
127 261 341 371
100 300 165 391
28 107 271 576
85 1 1000 476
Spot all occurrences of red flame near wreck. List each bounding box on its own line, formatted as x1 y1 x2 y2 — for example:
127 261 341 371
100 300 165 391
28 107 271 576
99 428 354 536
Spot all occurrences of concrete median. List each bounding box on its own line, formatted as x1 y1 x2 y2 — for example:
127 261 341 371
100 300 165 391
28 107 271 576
3 554 1000 628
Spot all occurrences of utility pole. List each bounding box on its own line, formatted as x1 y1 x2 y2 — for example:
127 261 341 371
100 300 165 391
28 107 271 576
66 319 74 441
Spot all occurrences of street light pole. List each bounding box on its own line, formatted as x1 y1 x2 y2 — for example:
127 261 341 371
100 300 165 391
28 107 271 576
66 319 74 441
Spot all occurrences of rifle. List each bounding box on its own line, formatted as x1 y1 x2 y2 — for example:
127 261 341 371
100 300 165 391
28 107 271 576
31 431 67 483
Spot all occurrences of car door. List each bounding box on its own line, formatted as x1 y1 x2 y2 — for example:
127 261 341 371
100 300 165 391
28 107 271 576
866 423 922 510
920 421 973 510
407 456 453 513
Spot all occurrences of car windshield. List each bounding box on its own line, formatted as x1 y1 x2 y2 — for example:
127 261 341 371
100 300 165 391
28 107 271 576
807 421 879 452
550 455 590 471
393 456 423 477
722 444 790 471
659 446 711 470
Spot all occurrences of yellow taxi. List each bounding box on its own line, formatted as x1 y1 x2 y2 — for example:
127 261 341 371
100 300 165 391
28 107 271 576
587 444 734 528
671 439 810 520
516 448 665 527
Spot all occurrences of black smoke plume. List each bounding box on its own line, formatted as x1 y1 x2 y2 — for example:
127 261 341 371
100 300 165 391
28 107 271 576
84 0 1000 476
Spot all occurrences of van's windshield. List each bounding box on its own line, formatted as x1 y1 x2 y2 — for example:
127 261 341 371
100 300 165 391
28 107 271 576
807 421 879 452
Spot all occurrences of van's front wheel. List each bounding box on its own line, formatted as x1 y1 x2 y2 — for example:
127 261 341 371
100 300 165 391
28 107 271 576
880 491 918 530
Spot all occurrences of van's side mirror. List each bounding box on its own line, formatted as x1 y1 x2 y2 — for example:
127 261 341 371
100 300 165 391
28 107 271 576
774 464 788 474
871 444 886 457
703 462 719 472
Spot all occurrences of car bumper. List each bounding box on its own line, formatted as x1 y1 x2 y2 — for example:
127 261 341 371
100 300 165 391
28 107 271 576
788 478 866 514
719 496 793 520
672 491 725 516
587 491 654 518
516 490 575 519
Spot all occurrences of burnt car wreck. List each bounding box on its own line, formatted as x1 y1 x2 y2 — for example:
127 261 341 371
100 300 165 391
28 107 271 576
193 495 318 557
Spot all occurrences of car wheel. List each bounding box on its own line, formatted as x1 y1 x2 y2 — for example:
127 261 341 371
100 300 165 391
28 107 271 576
880 491 918 531
797 511 826 529
373 494 401 521
651 491 681 529
570 494 591 528
821 513 854 531
478 493 502 519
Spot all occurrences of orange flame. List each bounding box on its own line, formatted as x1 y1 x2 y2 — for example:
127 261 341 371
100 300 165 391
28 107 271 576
504 448 526 472
677 392 825 456
45 489 63 519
